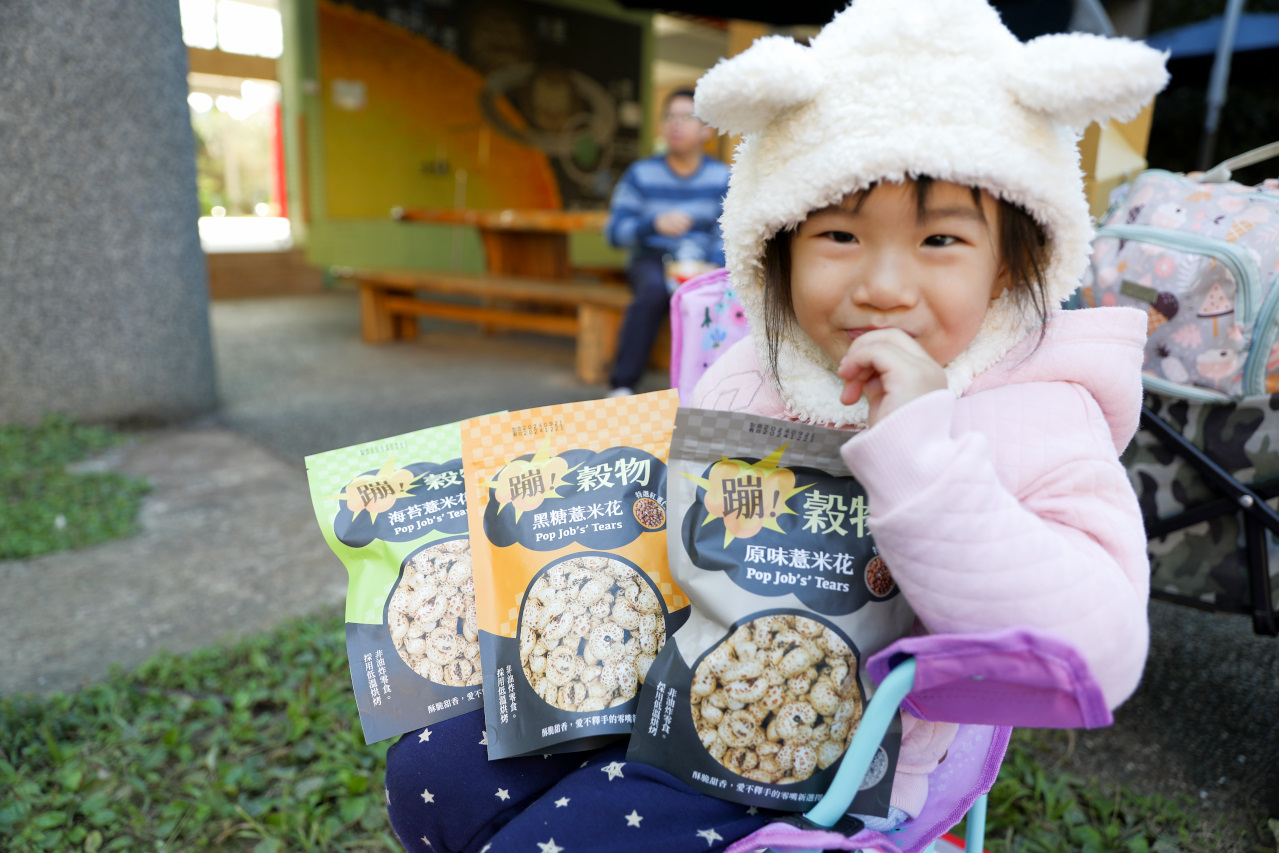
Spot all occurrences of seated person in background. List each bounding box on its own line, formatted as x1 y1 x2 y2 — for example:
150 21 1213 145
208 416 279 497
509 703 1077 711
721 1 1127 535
604 88 730 397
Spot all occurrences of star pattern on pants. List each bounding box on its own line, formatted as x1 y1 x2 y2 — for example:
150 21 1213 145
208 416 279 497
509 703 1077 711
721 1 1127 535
496 788 510 801
625 810 643 827
420 788 434 805
554 797 570 807
696 828 723 847
537 839 564 853
418 728 432 743
600 760 626 781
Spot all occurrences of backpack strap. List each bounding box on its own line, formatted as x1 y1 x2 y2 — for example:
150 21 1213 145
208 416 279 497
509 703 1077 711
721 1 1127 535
1201 140 1279 183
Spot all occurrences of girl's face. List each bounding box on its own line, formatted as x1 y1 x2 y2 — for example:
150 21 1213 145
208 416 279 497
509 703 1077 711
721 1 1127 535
789 180 1008 368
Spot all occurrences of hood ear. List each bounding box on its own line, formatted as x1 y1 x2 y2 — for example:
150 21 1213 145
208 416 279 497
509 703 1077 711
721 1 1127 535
694 36 823 136
1006 33 1169 131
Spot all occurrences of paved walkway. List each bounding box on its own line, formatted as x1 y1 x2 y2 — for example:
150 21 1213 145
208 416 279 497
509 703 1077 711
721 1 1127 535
2 291 1275 844
0 426 344 695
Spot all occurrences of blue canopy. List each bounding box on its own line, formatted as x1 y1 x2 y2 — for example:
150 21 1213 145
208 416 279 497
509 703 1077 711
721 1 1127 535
1144 12 1279 59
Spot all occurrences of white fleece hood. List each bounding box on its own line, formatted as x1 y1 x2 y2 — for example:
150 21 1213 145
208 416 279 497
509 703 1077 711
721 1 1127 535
694 0 1168 427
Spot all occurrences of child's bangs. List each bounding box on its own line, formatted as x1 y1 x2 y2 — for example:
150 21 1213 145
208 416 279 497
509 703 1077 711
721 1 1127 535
835 177 989 225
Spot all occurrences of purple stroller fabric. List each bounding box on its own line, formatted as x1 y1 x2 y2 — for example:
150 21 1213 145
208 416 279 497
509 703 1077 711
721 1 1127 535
724 725 1010 853
725 627 1111 852
866 628 1113 730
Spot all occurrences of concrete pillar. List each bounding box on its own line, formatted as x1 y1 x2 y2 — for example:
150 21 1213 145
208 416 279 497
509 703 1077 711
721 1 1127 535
0 0 217 425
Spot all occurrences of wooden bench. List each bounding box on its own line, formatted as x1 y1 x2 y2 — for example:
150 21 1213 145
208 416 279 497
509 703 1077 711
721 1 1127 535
338 268 668 385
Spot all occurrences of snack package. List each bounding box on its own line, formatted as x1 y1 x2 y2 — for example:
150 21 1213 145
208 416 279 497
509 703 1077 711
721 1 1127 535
306 421 483 744
462 390 687 759
626 409 916 814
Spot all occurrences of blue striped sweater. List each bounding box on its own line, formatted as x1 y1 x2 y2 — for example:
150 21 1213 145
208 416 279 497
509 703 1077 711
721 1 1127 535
604 154 730 265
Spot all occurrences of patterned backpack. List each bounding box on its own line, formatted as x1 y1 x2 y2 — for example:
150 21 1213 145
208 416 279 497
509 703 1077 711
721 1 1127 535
668 267 750 402
1079 143 1279 634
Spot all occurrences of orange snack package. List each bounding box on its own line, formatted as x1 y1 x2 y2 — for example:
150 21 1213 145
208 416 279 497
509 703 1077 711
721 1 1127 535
462 390 687 759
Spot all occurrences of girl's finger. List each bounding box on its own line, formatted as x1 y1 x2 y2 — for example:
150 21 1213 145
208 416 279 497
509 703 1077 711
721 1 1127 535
838 360 879 405
838 342 895 405
838 338 910 380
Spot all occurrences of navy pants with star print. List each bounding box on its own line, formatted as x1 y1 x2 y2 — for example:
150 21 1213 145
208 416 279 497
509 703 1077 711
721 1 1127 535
385 709 769 852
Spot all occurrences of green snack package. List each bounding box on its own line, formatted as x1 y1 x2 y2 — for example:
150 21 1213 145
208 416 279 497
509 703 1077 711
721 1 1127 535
306 421 483 743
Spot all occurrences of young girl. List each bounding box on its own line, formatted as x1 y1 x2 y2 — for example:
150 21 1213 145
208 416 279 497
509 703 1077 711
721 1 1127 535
382 1 1169 849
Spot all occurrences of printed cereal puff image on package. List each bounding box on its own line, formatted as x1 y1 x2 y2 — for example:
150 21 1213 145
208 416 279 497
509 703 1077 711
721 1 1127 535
389 537 481 688
462 390 687 759
690 612 864 785
518 552 667 712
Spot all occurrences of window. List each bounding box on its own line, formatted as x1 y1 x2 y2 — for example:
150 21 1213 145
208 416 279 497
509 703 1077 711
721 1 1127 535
180 0 283 59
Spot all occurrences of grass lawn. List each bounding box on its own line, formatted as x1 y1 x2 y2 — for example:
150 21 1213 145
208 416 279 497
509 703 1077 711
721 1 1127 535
3 610 1270 853
966 732 1268 853
1 611 396 853
0 414 149 560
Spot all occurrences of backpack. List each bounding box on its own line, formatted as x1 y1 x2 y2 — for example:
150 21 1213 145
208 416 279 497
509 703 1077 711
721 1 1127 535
668 267 749 402
1079 143 1279 635
1080 143 1279 400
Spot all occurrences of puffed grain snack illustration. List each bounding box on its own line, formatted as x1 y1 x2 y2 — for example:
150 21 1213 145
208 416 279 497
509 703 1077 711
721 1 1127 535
387 539 482 687
518 555 666 711
691 614 862 784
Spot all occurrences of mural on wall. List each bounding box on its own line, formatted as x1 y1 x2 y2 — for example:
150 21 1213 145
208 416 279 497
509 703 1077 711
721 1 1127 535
322 0 643 215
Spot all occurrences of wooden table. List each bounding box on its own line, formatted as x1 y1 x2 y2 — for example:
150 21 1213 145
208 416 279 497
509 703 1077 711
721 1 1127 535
392 207 613 280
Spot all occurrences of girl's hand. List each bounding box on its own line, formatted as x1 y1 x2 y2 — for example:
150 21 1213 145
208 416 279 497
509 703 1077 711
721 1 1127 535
837 329 947 426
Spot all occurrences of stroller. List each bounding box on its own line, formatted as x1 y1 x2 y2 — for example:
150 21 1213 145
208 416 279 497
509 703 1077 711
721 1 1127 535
1077 142 1279 637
